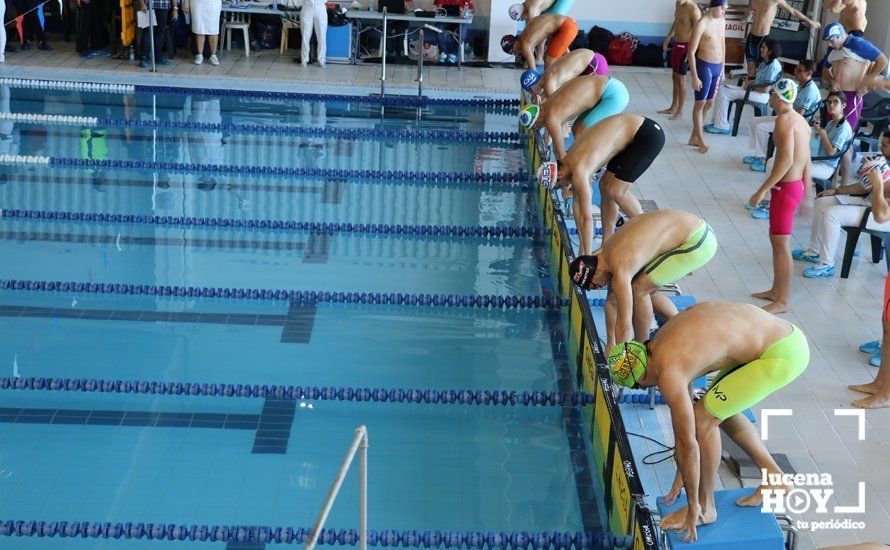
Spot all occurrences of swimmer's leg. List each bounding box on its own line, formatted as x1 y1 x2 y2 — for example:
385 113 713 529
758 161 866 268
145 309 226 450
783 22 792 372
606 175 644 222
851 318 890 408
604 291 618 348
630 274 661 341
651 292 680 323
689 100 708 153
720 413 788 506
599 174 620 243
544 55 557 69
673 74 687 120
757 234 792 314
659 74 681 115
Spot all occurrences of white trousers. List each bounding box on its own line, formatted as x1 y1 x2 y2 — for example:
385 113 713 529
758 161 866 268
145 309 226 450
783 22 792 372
808 196 890 266
301 0 327 64
748 115 775 157
811 161 836 182
713 84 769 130
0 0 6 62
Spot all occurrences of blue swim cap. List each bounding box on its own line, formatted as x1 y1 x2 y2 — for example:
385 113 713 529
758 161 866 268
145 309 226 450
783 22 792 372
823 22 844 41
521 70 542 91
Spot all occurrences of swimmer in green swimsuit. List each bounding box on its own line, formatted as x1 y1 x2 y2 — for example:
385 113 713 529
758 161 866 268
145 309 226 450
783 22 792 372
568 209 718 346
608 301 810 542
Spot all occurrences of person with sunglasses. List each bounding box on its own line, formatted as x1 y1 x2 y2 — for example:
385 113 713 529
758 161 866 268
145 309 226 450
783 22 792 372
609 301 810 542
567 209 718 347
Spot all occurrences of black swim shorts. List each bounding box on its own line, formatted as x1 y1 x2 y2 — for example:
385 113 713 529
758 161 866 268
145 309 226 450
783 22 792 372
745 33 766 63
605 118 665 183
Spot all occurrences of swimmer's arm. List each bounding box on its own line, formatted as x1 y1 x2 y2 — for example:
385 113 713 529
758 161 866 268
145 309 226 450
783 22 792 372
864 54 889 84
664 21 676 51
776 0 819 27
662 379 701 511
521 40 537 71
546 116 567 161
610 272 634 344
572 171 594 255
687 21 704 84
871 176 890 223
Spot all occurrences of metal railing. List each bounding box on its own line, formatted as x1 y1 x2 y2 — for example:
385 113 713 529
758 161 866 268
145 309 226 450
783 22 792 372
380 8 388 98
377 9 425 100
416 29 424 99
306 425 369 550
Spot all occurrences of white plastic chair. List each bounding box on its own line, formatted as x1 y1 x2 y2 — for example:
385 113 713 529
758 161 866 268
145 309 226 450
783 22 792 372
223 12 251 57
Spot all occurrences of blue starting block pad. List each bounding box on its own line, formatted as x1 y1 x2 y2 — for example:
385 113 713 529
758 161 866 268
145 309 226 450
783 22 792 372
656 488 786 549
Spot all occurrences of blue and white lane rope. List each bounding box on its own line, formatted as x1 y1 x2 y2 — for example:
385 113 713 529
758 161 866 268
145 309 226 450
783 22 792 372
1 209 544 239
0 279 571 309
0 78 518 108
0 520 632 548
0 112 525 145
0 155 528 185
0 377 596 407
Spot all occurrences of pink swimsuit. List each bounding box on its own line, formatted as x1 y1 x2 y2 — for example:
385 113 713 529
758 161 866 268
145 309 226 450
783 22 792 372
768 180 805 235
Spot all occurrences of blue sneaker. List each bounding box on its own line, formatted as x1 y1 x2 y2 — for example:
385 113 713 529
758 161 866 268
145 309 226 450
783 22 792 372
139 57 149 68
869 355 881 367
79 50 94 59
158 57 170 66
704 124 731 135
751 207 770 219
92 49 112 57
745 201 768 211
447 54 457 64
743 156 764 165
860 341 882 355
751 162 767 172
803 263 836 278
792 248 820 263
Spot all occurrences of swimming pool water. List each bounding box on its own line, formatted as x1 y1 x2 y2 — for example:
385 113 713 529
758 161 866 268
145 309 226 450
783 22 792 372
0 85 603 546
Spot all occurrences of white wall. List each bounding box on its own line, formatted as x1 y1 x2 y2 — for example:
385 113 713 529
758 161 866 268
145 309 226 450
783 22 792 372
862 0 890 55
472 0 675 35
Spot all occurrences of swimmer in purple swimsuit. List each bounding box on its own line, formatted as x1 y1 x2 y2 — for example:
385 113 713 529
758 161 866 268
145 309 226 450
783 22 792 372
687 0 726 154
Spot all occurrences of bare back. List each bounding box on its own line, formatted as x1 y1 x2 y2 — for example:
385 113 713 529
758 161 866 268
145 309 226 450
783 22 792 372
543 49 596 95
564 114 644 179
692 13 725 64
674 1 702 42
523 0 556 19
602 210 703 276
651 301 794 381
544 76 609 125
523 14 567 49
750 0 782 36
839 0 867 32
774 110 811 182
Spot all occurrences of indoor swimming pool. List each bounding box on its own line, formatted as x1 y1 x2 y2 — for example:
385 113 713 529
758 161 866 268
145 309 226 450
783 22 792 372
0 83 614 547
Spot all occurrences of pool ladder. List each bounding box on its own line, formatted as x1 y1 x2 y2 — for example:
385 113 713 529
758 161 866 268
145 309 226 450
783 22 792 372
378 9 425 100
306 425 369 550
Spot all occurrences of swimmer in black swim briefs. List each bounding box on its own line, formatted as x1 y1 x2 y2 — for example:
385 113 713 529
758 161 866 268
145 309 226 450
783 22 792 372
536 113 666 251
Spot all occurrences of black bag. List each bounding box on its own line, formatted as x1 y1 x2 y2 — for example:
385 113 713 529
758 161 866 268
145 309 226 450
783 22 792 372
587 25 614 55
328 6 349 26
255 23 278 50
633 43 665 67
569 30 587 52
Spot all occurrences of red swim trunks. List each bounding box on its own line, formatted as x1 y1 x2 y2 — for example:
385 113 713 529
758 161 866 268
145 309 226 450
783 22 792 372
545 18 579 59
768 180 805 235
884 273 890 323
670 42 689 75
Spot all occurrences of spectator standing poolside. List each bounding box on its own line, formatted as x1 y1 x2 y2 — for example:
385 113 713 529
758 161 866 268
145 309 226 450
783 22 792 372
190 0 221 65
659 0 700 121
76 0 112 59
748 79 812 314
300 0 327 66
12 0 52 50
433 0 472 65
746 60 820 169
705 38 782 135
138 0 179 68
823 22 887 131
687 0 726 154
0 0 5 62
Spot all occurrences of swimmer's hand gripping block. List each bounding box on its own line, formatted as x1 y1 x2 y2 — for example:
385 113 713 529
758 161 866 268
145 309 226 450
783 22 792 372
656 488 786 549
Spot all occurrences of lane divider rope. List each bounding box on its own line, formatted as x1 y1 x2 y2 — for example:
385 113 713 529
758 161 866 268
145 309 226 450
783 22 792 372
1 209 544 239
616 392 666 405
0 520 632 548
0 112 525 145
0 279 571 309
0 78 135 93
13 156 528 184
132 84 520 108
0 377 596 407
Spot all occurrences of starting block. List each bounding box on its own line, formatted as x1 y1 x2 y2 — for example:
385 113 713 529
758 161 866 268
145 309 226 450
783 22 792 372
655 488 798 549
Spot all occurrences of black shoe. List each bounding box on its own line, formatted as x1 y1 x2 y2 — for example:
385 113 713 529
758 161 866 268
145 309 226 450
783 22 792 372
38 41 52 51
21 42 31 51
4 44 15 53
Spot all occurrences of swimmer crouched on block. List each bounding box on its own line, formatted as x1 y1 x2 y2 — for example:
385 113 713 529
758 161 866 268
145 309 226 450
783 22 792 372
538 113 666 250
521 49 609 104
609 301 810 542
568 209 718 346
501 14 578 70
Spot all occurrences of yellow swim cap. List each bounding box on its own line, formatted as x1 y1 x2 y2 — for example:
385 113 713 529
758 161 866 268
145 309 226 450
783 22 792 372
608 341 648 388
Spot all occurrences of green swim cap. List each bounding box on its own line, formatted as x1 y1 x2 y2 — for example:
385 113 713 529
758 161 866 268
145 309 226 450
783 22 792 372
608 341 648 388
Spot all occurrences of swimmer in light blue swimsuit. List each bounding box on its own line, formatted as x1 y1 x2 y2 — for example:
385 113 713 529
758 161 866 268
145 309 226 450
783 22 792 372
543 0 574 16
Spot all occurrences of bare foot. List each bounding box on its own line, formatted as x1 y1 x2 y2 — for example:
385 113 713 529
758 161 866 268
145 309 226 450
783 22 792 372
697 143 709 154
670 111 683 121
662 504 718 530
688 135 699 147
658 107 677 115
751 290 777 301
849 382 880 395
737 484 791 507
762 301 789 314
853 393 890 409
